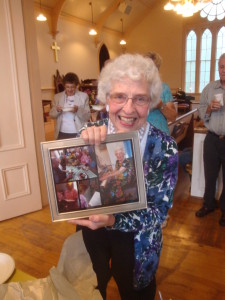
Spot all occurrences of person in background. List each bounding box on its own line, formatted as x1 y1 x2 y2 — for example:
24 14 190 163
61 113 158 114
51 157 73 184
145 52 177 134
145 52 177 228
78 185 89 209
69 54 178 300
195 53 225 227
64 183 79 210
49 72 90 140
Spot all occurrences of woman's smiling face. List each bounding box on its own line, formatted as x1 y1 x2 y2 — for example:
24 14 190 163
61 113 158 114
107 77 150 133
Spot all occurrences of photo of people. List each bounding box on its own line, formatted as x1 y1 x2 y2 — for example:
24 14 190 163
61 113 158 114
55 178 102 213
50 145 98 184
95 140 138 205
41 132 146 221
55 181 79 213
77 179 101 208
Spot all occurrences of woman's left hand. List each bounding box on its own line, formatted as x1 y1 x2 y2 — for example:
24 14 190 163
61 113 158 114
73 105 78 112
68 214 115 230
160 101 177 122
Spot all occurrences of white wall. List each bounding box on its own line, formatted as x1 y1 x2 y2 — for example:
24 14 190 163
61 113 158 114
35 16 123 100
126 2 184 91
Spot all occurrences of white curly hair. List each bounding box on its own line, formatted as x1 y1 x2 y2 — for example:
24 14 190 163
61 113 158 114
97 53 162 109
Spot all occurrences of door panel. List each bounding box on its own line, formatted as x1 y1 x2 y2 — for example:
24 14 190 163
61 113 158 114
0 0 42 220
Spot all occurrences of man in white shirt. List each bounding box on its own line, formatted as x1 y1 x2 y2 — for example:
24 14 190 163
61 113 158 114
196 53 225 227
50 72 90 140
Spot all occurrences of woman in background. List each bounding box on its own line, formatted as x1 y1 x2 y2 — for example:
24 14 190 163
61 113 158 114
49 72 90 140
145 52 177 134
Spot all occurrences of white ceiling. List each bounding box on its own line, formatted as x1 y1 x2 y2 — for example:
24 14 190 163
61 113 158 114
35 0 159 33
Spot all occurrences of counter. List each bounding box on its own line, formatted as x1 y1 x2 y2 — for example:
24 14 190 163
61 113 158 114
191 127 223 199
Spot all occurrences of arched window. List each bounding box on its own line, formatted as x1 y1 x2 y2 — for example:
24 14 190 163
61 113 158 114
184 23 224 94
185 30 197 93
199 29 212 92
215 26 225 80
99 44 110 71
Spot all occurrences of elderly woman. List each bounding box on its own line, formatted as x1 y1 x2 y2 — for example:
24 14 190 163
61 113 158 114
100 145 133 181
70 54 178 300
145 52 177 134
49 72 90 140
99 145 135 203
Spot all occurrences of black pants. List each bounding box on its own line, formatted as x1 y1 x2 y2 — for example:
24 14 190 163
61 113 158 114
203 132 225 212
82 227 156 300
57 131 78 140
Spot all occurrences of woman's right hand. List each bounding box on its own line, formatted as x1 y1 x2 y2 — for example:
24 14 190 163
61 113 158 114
56 105 63 112
81 125 107 145
68 214 115 230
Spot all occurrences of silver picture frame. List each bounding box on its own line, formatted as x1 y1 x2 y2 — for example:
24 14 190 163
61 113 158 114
41 131 147 222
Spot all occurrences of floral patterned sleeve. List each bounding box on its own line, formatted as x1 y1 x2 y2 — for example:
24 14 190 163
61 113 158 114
111 129 178 233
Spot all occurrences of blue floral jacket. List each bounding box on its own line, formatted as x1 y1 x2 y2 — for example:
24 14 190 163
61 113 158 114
111 123 178 289
81 119 178 289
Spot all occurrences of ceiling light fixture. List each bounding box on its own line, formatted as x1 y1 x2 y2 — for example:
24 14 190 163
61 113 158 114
119 18 126 45
36 0 47 22
200 0 225 21
89 2 97 36
164 0 209 18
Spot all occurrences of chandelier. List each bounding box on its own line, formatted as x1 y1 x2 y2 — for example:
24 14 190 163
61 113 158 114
200 0 225 21
164 0 210 17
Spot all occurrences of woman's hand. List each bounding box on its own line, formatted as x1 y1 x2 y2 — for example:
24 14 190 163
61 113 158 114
100 172 110 181
68 214 115 230
73 105 78 113
56 105 63 112
81 125 107 145
160 101 177 122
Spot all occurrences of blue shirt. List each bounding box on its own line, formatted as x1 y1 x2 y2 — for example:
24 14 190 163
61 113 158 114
147 82 173 134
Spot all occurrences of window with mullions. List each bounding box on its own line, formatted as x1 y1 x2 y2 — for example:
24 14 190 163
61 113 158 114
215 26 225 80
185 30 196 93
199 29 212 93
185 25 225 93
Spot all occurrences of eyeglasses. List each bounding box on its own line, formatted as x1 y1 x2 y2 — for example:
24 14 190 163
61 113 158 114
65 84 76 90
109 93 150 107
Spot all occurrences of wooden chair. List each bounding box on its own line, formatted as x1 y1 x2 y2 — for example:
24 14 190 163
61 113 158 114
54 69 64 94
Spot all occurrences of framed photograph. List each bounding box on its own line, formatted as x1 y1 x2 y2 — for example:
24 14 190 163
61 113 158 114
41 131 147 222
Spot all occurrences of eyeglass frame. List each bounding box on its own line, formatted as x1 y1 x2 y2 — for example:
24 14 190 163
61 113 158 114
64 83 76 90
107 92 150 107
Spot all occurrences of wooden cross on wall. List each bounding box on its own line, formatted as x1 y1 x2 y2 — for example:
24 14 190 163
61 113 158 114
51 41 60 62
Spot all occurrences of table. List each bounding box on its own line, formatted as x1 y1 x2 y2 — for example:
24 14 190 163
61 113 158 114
66 165 97 181
191 128 223 199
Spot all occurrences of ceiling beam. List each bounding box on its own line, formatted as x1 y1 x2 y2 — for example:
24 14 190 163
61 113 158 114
94 0 123 45
50 0 66 39
96 0 122 31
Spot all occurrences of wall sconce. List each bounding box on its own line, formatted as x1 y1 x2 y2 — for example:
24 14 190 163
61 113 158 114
36 0 47 22
89 2 97 36
119 18 126 45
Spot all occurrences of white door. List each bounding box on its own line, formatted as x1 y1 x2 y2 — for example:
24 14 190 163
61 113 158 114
0 0 42 221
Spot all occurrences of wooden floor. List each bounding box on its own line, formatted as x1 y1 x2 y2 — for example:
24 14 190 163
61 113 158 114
1 121 225 299
1 170 225 299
